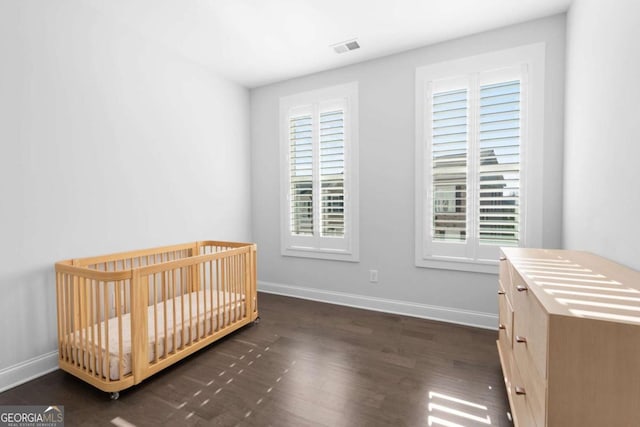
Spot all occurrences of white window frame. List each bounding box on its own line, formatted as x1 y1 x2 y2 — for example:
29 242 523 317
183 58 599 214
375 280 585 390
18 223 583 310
415 44 545 273
280 82 359 262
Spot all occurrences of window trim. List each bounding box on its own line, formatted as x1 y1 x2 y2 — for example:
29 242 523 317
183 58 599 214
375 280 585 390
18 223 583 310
279 82 360 262
415 44 545 273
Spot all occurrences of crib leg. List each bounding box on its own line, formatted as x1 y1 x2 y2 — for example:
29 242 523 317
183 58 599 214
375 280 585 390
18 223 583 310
253 316 261 324
110 392 120 400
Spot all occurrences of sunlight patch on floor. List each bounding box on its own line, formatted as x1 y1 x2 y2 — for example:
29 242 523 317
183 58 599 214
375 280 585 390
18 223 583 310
111 416 136 427
428 391 491 426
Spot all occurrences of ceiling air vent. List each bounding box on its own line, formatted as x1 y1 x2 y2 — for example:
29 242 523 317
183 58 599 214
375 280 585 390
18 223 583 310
331 39 360 54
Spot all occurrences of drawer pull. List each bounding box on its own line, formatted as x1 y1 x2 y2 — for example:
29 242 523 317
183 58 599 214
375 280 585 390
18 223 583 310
515 386 526 395
515 336 527 343
498 290 506 295
516 285 528 292
500 256 506 261
498 324 506 330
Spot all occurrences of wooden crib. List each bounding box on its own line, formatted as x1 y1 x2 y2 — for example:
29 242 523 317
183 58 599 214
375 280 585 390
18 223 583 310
55 240 258 399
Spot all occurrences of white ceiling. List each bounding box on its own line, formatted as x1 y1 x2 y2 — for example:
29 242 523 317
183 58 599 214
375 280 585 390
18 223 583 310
85 0 572 88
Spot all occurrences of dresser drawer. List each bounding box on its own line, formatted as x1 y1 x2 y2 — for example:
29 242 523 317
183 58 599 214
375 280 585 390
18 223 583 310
511 269 549 379
509 361 539 427
497 338 512 392
513 341 546 427
498 290 513 347
499 255 513 301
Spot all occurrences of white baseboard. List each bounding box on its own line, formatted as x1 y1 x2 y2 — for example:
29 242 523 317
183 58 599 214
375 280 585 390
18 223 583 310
0 351 58 393
258 281 498 330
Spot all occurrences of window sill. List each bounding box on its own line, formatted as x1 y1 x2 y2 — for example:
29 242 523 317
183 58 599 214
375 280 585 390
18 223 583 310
415 256 498 274
282 247 359 262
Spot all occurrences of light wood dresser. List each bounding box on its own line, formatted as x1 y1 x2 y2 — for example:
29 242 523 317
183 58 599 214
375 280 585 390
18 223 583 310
497 248 640 426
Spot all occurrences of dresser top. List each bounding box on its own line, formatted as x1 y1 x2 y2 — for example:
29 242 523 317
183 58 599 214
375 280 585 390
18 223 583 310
501 248 640 325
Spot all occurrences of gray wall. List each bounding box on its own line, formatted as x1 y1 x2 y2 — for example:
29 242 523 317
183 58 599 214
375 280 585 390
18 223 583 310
563 0 640 269
0 1 251 389
250 15 566 326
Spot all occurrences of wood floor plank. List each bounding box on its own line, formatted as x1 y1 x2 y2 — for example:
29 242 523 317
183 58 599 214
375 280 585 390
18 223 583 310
0 292 511 426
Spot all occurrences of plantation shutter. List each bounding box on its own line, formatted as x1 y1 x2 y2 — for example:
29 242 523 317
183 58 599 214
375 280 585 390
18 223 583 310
289 114 313 236
478 80 521 245
417 47 541 271
431 88 468 242
319 109 345 237
280 82 358 260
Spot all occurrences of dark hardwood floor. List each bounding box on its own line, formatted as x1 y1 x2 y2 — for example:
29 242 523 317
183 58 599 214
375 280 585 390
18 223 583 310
0 293 511 426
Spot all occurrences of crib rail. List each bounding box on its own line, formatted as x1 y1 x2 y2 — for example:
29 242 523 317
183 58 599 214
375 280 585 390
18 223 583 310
55 241 257 393
56 271 134 391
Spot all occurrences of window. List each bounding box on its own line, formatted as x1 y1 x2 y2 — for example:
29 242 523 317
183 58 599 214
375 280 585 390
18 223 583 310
280 82 359 261
415 44 545 273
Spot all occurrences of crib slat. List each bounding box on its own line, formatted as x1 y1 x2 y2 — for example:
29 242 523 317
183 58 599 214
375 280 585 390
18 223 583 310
187 266 193 345
116 280 123 380
246 252 250 317
234 256 238 321
90 279 96 378
179 268 185 349
252 247 257 316
244 252 250 318
235 254 238 321
77 276 82 364
93 281 100 378
187 265 191 343
239 255 242 318
240 251 245 315
103 280 110 382
217 258 222 331
63 274 69 363
59 274 66 362
229 256 233 327
163 272 168 358
86 278 92 368
94 281 101 378
56 273 62 360
238 255 242 319
228 255 232 326
127 275 130 314
176 267 181 347
209 260 214 336
62 274 67 360
71 275 79 367
195 263 200 340
81 277 88 374
240 254 244 319
242 254 246 318
222 258 227 328
172 269 177 352
229 256 237 323
182 268 193 345
74 276 80 368
230 255 234 326
153 274 158 364
233 255 237 323
62 275 67 363
67 274 73 364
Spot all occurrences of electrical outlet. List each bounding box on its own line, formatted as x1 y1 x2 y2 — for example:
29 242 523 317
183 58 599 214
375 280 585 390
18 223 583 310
369 270 378 283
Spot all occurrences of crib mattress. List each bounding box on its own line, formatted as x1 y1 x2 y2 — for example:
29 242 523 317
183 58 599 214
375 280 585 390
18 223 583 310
67 290 245 380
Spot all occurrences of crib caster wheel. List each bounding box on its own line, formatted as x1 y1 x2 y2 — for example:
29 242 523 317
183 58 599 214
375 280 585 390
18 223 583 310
110 392 120 400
